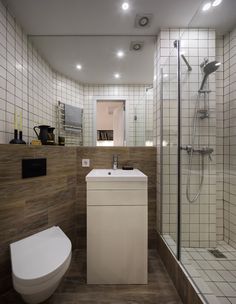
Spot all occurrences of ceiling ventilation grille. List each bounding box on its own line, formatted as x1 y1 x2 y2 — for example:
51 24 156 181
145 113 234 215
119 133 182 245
130 41 144 52
135 14 153 28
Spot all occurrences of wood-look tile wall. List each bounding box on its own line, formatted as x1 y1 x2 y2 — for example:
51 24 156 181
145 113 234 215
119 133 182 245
0 145 77 294
0 145 156 295
76 147 157 249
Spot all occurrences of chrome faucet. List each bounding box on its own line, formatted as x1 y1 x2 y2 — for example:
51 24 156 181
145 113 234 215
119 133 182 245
112 155 118 170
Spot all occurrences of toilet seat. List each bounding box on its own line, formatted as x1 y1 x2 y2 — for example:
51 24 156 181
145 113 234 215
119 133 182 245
10 226 72 292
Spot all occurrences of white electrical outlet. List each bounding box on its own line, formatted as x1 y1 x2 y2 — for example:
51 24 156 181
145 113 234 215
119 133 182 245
82 159 90 167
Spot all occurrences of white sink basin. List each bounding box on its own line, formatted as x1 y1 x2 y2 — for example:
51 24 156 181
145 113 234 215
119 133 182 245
86 169 147 182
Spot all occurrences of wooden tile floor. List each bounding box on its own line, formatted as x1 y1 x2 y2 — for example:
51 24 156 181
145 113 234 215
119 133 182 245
0 250 182 304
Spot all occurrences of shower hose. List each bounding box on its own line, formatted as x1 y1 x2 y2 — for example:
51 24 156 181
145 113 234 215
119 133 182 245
186 94 205 203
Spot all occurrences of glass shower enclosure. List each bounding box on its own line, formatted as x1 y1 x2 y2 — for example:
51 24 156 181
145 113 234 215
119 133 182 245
159 1 236 302
160 31 220 302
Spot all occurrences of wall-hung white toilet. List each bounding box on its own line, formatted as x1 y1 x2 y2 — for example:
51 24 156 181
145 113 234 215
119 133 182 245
10 226 72 304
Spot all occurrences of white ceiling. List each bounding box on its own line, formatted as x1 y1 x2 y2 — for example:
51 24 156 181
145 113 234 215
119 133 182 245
4 0 236 84
5 0 204 35
30 36 155 84
190 0 236 35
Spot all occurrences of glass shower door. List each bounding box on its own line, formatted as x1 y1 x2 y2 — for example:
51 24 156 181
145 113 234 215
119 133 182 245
179 28 219 301
160 31 180 257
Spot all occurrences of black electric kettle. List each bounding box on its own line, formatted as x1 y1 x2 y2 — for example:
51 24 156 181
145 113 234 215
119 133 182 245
33 125 50 145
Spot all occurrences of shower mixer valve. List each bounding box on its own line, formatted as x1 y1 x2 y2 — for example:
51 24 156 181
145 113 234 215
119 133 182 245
181 145 214 160
197 109 209 119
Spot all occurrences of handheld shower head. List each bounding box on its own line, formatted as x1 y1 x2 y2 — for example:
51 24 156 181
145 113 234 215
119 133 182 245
203 61 221 75
199 60 221 92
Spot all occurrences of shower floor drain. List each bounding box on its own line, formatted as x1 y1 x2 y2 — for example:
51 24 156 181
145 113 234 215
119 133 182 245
208 249 226 258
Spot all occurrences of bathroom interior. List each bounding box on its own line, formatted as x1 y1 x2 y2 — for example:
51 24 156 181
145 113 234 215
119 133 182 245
0 0 236 303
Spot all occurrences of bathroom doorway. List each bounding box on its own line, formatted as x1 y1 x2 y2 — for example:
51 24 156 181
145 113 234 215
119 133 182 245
95 100 126 146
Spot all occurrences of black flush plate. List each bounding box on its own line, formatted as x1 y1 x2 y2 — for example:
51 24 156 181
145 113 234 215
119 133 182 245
22 158 47 178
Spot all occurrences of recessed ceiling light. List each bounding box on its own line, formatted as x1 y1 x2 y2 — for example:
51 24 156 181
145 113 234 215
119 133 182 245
202 2 212 11
122 2 129 10
117 50 124 58
114 73 120 79
76 64 82 70
212 0 222 7
163 74 169 78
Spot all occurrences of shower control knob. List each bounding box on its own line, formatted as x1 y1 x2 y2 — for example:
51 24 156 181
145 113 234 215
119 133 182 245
181 145 193 154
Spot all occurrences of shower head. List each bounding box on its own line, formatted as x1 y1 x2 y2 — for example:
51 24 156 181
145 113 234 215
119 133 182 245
199 60 221 92
203 61 220 75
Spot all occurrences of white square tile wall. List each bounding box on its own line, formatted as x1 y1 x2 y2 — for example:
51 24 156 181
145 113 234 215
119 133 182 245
155 26 236 251
54 73 83 145
0 2 84 144
216 36 224 241
153 34 163 233
155 28 217 247
224 28 236 249
0 3 29 143
27 40 54 142
224 32 231 243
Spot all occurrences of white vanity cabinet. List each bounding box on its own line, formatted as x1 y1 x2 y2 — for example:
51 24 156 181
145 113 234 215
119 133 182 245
86 169 148 284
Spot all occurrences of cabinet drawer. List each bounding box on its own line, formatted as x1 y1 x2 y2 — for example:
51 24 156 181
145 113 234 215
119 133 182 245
87 189 147 206
87 181 147 190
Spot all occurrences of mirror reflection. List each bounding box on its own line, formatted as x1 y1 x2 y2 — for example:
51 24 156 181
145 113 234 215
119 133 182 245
27 35 155 146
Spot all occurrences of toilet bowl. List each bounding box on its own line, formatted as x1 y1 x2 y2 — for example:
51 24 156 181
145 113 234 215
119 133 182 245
10 226 72 304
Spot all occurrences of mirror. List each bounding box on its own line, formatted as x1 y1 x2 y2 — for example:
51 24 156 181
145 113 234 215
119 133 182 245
28 35 155 146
